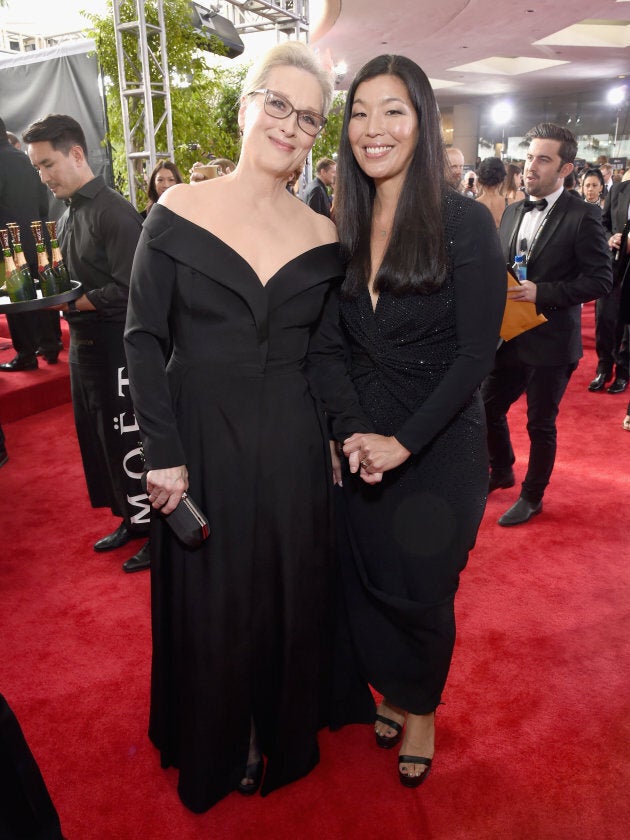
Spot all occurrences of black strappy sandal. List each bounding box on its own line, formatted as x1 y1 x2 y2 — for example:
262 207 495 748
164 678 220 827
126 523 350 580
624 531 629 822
374 712 404 749
398 755 432 788
236 757 264 796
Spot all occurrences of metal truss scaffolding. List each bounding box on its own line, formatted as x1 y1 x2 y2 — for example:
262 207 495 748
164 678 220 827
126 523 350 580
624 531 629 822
113 0 174 207
113 0 310 207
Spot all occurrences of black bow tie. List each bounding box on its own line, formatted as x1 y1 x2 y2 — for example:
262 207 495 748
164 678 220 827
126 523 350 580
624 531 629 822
523 198 548 212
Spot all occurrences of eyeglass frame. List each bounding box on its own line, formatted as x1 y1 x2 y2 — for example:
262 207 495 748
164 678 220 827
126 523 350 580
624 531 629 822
247 89 327 137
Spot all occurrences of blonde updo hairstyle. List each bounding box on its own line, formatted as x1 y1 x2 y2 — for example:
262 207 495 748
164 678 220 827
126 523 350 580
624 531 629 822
241 40 334 118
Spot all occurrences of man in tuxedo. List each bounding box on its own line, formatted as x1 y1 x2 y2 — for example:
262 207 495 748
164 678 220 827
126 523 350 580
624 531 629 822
591 177 630 394
482 123 612 526
599 163 614 196
303 157 335 217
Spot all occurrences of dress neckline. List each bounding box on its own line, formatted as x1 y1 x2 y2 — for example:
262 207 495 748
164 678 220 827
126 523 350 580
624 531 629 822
153 204 338 288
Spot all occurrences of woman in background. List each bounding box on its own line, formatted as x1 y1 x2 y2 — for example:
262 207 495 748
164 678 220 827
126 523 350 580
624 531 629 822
475 156 508 229
323 54 505 788
502 162 525 204
581 167 605 209
143 160 183 216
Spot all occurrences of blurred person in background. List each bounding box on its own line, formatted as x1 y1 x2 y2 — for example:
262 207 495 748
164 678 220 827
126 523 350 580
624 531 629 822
502 162 526 204
475 156 507 229
143 161 183 217
581 167 605 209
445 147 464 191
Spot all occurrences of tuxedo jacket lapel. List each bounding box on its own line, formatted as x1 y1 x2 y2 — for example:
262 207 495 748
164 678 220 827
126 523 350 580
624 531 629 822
527 191 570 268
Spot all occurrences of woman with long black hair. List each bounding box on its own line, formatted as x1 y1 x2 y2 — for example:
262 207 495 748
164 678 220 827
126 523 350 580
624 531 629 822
321 55 505 787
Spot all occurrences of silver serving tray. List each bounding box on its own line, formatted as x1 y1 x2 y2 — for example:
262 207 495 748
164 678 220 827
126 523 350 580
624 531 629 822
0 280 81 314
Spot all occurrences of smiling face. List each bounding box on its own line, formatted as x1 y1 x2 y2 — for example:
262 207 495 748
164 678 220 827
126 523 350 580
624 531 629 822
347 74 419 187
238 65 324 178
523 138 574 199
154 168 178 196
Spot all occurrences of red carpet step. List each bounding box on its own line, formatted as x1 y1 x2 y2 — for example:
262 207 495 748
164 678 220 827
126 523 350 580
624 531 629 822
0 314 71 422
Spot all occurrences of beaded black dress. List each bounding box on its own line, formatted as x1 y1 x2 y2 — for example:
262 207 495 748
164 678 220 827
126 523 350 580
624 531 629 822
330 192 505 715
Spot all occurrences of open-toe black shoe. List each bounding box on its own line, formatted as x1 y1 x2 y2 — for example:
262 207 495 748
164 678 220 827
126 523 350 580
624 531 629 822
374 713 404 749
398 755 432 788
236 758 264 796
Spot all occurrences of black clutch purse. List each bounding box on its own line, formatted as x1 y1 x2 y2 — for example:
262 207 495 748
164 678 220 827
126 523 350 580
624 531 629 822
141 473 210 549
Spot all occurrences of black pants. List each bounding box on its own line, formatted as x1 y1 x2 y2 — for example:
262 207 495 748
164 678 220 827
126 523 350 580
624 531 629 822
594 274 629 378
69 317 149 535
5 311 61 360
482 359 577 505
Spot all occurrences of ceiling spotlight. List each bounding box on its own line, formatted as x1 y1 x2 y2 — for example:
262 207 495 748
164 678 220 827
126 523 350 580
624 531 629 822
607 85 626 107
491 101 513 124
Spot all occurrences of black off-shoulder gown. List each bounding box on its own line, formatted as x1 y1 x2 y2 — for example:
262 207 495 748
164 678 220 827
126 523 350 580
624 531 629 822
326 193 506 716
124 206 370 812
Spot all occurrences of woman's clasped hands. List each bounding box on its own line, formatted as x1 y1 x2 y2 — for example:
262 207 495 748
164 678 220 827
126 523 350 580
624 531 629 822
342 433 411 484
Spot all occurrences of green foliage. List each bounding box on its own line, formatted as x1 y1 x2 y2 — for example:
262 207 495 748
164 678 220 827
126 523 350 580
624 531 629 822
85 0 247 205
312 91 346 163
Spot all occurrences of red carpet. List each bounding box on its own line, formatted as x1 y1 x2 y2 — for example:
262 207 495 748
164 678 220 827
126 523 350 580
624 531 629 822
0 315 71 422
1 302 629 839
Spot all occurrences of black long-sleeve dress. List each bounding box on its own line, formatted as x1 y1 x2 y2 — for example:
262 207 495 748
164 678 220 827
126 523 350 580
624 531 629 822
315 192 506 716
124 205 370 812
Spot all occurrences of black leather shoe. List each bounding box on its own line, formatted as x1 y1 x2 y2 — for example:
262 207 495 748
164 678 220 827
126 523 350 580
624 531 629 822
122 541 150 573
0 356 38 372
93 521 131 552
587 371 613 391
36 341 63 357
607 378 628 394
0 448 7 468
488 469 515 493
43 354 59 365
498 497 542 527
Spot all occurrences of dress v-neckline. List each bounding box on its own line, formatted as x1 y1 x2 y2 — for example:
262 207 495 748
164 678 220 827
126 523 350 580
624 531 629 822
162 205 336 288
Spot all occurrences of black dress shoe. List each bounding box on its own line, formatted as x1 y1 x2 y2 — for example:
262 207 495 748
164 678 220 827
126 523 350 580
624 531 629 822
607 378 628 394
488 469 515 493
93 521 131 552
0 448 8 468
498 497 542 527
122 541 150 573
36 341 63 357
587 372 612 392
43 354 59 365
0 356 38 372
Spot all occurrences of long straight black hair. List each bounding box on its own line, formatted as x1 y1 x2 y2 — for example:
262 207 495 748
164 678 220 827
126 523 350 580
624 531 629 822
336 55 448 297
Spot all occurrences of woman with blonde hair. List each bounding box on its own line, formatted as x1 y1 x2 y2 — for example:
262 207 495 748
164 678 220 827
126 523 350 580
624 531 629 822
125 40 369 811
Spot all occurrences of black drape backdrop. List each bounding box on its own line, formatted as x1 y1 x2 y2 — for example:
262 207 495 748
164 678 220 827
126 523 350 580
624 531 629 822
0 39 112 220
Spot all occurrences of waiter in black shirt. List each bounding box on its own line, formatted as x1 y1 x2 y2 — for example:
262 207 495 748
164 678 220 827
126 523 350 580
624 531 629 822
24 114 150 572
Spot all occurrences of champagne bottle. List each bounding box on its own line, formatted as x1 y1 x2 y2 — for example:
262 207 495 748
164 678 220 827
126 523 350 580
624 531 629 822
45 220 72 292
6 223 37 299
30 221 62 297
1 228 37 302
